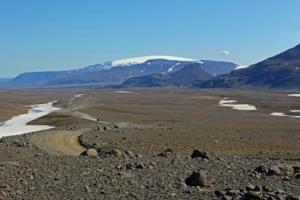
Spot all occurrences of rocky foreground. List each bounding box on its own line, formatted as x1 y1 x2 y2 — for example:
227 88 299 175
0 127 299 200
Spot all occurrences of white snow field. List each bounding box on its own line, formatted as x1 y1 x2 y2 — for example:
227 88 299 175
0 101 61 138
114 90 136 94
288 94 300 97
270 112 288 117
219 97 257 111
111 55 199 66
270 112 300 119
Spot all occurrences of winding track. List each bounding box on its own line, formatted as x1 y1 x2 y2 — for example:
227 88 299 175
31 129 87 156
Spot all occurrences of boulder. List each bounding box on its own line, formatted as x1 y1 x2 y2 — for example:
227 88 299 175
185 171 208 187
255 165 268 174
245 191 262 200
191 150 214 160
268 165 281 176
81 148 98 157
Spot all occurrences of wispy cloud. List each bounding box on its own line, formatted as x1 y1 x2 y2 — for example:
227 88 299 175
220 50 230 56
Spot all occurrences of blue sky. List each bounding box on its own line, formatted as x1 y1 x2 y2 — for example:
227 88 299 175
1 0 300 77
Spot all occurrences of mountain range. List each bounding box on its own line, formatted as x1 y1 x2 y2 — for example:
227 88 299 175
1 56 237 88
200 44 300 89
2 43 300 90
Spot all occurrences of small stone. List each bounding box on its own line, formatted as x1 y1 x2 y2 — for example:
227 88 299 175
282 176 290 181
191 150 214 160
246 184 256 191
81 148 98 157
125 150 135 158
185 171 208 187
84 185 91 193
293 164 300 174
135 163 145 169
262 185 272 192
136 154 143 159
223 195 233 200
245 191 262 200
255 165 268 174
113 125 119 129
279 165 294 176
111 149 122 157
269 165 281 176
158 148 173 157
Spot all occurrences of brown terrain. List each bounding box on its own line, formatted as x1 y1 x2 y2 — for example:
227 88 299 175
28 88 300 159
0 88 299 199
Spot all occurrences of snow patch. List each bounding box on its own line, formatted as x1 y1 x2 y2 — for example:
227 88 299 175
167 63 181 72
111 56 199 66
270 112 288 117
290 110 300 113
0 102 61 138
219 97 257 111
288 94 300 97
270 112 300 119
235 65 249 70
114 90 136 94
74 93 85 98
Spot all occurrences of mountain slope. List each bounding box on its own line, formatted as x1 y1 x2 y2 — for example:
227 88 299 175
121 63 212 87
200 44 300 89
49 58 195 86
200 60 237 76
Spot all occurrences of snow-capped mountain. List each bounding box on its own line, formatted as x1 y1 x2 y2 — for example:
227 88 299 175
111 55 200 67
3 56 237 88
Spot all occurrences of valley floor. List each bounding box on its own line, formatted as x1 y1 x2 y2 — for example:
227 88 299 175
0 88 299 199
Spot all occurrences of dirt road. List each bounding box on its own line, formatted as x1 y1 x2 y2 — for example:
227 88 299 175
31 129 87 156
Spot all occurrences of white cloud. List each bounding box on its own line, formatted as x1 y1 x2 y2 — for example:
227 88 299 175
220 50 230 56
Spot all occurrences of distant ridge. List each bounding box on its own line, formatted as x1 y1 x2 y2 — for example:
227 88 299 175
200 44 300 89
3 56 236 88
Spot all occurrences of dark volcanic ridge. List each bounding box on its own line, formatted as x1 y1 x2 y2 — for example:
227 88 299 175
200 44 300 89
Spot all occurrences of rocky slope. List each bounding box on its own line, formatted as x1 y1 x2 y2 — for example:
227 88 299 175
0 126 299 200
200 44 300 89
121 63 212 87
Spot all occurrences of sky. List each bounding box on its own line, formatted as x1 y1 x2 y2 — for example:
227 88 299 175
1 0 300 77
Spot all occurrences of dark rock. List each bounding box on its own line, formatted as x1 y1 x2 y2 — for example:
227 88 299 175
255 165 268 174
185 171 208 187
245 191 262 200
262 185 272 192
191 150 214 160
293 164 300 174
